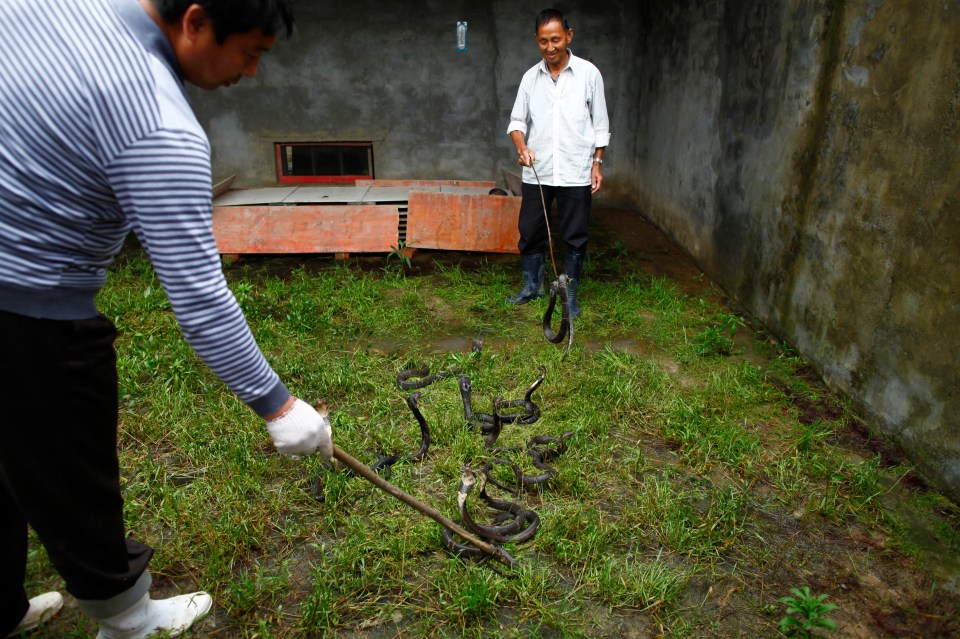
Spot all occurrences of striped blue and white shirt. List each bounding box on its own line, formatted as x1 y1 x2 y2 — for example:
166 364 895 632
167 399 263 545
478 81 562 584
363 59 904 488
0 0 288 416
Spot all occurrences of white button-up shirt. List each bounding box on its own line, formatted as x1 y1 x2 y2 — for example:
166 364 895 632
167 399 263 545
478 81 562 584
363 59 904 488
507 52 611 187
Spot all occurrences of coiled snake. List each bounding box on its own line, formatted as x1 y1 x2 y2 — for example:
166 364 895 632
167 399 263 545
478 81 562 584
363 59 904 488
441 466 537 567
458 365 546 429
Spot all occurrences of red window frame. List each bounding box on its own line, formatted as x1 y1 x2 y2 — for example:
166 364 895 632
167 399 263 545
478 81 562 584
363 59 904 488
274 141 374 184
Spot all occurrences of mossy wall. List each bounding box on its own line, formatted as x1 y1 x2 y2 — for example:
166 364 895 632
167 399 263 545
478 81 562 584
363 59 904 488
633 0 960 501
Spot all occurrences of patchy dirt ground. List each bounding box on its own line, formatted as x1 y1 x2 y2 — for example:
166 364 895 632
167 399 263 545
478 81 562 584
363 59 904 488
40 208 957 638
216 207 960 637
202 208 960 637
586 210 960 638
588 210 960 638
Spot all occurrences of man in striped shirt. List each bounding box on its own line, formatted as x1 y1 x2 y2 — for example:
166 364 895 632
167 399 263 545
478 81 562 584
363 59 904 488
0 1 330 637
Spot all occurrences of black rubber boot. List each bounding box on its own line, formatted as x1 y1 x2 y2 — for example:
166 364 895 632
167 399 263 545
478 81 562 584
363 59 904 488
565 250 585 318
506 252 546 305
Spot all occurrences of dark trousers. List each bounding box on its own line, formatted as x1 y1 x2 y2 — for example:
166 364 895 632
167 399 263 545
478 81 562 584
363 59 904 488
0 310 152 634
517 183 592 255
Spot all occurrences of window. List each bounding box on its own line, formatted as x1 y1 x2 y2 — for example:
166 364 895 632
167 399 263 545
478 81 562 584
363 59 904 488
275 142 374 184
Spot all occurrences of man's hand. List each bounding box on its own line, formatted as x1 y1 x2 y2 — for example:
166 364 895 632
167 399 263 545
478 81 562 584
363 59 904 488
517 147 536 167
591 163 603 193
265 398 333 460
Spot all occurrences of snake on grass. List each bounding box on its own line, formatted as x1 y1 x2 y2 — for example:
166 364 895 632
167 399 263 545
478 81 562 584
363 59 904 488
481 410 575 495
442 388 573 565
397 364 460 391
458 365 546 429
396 340 483 391
367 391 431 477
311 391 431 500
457 366 574 493
440 466 535 569
316 355 570 571
543 275 574 356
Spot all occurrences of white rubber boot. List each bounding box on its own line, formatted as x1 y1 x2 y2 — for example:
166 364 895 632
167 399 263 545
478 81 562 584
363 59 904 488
5 592 63 638
94 592 212 639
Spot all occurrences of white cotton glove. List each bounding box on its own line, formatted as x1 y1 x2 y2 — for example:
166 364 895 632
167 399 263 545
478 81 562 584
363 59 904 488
265 398 333 460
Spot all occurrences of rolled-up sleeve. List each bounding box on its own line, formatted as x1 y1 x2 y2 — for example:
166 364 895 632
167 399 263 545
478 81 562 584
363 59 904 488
591 73 611 148
507 76 530 135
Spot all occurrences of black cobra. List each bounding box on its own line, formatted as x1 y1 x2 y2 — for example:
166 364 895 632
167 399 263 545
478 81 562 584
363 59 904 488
543 274 574 356
397 364 459 390
441 466 535 568
459 365 545 429
457 466 539 544
481 430 575 494
477 476 540 542
368 391 431 477
311 391 431 500
396 340 483 391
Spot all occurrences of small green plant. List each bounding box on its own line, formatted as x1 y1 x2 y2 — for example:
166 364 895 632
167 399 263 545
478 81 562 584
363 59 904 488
386 241 413 272
693 312 741 356
230 280 255 313
777 586 838 637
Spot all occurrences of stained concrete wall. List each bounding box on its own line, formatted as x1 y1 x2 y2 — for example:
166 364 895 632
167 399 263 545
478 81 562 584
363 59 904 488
633 0 960 501
189 0 641 198
189 1 960 501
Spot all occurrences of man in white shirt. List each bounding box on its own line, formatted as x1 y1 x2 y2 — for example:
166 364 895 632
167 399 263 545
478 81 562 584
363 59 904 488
506 8 610 318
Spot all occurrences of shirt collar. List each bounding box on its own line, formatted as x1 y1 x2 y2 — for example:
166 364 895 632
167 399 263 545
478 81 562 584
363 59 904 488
109 0 188 98
538 50 578 76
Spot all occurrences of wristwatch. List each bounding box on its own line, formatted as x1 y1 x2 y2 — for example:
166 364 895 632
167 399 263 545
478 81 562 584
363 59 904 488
593 157 603 164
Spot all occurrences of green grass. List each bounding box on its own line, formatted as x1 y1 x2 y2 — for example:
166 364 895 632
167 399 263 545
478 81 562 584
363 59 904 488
21 247 960 638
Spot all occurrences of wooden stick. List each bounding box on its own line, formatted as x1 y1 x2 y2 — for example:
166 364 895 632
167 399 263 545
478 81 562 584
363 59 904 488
331 445 510 565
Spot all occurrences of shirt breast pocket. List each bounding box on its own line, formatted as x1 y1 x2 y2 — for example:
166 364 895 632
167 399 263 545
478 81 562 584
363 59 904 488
560 88 589 128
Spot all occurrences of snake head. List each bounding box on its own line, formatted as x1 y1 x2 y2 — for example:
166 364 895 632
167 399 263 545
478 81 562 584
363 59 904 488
458 466 477 491
459 376 472 393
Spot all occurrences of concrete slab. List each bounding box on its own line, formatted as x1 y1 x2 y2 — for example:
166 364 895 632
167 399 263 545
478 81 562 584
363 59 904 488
213 187 298 206
362 187 411 202
439 185 496 195
282 186 370 204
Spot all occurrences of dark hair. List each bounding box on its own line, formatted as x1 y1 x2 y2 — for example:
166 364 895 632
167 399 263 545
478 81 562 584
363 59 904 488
535 8 569 33
152 0 295 43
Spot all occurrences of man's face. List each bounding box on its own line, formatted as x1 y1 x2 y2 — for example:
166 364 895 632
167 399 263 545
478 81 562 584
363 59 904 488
536 19 572 69
178 8 277 90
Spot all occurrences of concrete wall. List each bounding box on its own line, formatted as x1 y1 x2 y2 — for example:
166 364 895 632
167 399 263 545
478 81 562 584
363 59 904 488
190 0 641 197
633 0 960 501
190 1 960 501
